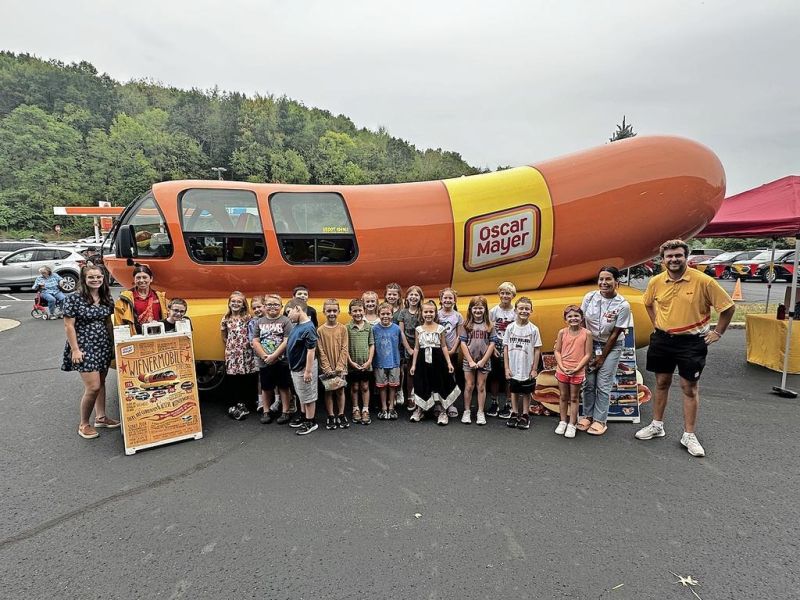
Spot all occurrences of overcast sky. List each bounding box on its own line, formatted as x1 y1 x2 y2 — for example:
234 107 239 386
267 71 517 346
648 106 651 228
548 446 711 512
2 0 798 194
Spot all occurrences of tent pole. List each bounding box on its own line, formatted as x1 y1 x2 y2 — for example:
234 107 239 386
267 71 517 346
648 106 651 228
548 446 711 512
772 236 800 398
765 238 777 313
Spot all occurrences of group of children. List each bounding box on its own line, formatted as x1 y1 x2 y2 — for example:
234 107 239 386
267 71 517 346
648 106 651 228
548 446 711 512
217 283 596 437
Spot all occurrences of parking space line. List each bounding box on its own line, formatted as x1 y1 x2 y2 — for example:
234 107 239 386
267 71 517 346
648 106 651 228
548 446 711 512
2 294 22 301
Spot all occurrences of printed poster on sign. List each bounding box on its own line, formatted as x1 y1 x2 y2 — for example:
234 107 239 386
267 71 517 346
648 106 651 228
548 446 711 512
114 332 203 455
607 327 642 422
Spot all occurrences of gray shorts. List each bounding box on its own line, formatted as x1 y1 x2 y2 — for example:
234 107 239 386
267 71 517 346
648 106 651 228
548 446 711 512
291 360 319 405
374 366 400 388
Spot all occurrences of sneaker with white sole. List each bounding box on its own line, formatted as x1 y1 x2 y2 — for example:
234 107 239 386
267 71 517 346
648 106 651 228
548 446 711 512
486 401 499 417
564 424 576 438
555 421 568 435
461 409 472 424
296 420 318 436
476 411 487 425
437 412 449 426
410 407 424 422
447 405 458 418
498 406 512 419
681 432 705 457
635 422 665 440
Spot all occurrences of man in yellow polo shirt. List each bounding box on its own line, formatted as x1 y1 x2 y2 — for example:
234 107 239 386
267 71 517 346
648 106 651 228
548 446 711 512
636 239 735 457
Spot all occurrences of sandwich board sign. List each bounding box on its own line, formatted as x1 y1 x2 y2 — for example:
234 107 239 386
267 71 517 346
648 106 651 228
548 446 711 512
114 323 203 455
606 326 642 423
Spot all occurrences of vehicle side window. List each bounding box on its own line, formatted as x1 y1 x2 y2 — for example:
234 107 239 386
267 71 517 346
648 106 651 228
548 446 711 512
269 192 357 265
126 193 173 258
180 189 266 264
34 249 59 261
5 250 36 264
55 250 72 260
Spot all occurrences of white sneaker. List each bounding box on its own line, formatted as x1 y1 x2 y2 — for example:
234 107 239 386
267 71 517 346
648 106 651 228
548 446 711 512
564 424 576 438
396 388 405 406
461 409 472 424
555 421 568 435
476 411 487 425
410 407 424 422
635 422 665 440
437 412 449 426
256 398 264 413
681 432 706 457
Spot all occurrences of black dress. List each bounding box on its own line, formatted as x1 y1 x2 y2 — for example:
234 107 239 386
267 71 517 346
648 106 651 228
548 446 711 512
61 294 114 373
412 325 460 411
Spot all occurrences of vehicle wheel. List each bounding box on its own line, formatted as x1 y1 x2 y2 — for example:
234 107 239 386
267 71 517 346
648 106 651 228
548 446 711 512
762 270 777 283
720 269 733 280
58 272 78 292
31 308 47 319
196 361 226 392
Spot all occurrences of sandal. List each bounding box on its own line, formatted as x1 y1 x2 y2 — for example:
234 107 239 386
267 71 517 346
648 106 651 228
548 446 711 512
587 421 608 436
576 418 592 431
361 409 371 425
352 407 362 422
78 424 99 439
94 415 121 429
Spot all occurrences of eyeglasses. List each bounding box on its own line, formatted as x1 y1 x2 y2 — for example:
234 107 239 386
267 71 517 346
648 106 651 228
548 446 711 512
170 309 187 314
265 303 281 307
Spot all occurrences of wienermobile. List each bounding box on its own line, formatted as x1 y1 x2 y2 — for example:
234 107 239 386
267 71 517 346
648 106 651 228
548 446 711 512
103 135 725 387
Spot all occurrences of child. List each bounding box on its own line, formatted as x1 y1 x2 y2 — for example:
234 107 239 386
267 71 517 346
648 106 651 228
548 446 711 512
503 296 542 430
397 285 424 411
317 299 350 430
285 299 319 435
409 300 459 425
162 298 192 332
384 282 405 406
221 291 257 417
362 291 380 326
293 285 318 327
251 294 294 425
553 305 593 439
372 302 403 419
248 295 267 413
437 287 464 418
459 296 498 425
488 281 517 419
347 299 375 425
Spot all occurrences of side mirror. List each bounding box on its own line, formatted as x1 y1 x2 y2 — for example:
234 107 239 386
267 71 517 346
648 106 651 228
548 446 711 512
117 225 137 260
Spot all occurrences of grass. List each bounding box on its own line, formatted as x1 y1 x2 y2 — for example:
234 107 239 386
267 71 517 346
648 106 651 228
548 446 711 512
713 302 769 323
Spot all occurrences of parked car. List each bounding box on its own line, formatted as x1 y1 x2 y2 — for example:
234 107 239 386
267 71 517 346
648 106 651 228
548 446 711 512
0 247 86 292
687 248 724 269
731 249 794 281
697 250 765 279
754 252 797 283
0 240 45 259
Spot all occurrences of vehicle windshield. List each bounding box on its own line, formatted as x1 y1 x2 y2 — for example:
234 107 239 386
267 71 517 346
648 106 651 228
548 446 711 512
749 250 791 263
709 251 740 262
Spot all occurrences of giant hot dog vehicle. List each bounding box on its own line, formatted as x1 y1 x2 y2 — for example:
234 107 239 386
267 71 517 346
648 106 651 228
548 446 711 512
104 135 725 387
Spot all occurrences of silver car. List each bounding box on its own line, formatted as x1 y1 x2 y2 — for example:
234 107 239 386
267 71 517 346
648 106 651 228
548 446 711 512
0 247 86 292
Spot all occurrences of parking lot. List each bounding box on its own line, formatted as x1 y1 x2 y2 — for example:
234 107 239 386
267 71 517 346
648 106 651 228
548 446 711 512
1 288 798 598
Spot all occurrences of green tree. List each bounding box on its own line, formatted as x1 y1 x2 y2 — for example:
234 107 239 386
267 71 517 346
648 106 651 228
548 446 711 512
609 116 636 142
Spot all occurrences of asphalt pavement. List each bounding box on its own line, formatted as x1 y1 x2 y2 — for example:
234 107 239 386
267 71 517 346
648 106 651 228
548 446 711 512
1 289 798 599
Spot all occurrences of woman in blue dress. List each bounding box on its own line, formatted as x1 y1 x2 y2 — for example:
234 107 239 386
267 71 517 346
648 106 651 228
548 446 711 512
62 266 120 439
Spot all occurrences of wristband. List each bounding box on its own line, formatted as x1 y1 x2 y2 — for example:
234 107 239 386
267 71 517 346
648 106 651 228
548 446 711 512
713 329 723 336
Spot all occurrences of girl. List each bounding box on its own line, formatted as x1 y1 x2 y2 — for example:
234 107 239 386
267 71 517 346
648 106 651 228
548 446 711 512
62 266 119 439
362 291 380 326
114 263 168 335
397 285 424 411
409 300 460 425
221 291 257 416
384 283 403 319
459 296 498 425
249 295 267 414
437 288 464 418
553 305 593 438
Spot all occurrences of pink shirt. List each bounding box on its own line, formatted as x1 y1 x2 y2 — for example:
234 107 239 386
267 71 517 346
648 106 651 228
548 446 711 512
556 327 590 375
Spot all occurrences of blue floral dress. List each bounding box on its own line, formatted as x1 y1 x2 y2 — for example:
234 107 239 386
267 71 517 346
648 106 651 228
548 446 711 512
61 294 114 373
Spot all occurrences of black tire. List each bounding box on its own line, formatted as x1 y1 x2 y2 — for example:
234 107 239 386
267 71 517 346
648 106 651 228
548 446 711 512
58 272 79 292
762 270 777 284
720 269 733 280
195 361 226 392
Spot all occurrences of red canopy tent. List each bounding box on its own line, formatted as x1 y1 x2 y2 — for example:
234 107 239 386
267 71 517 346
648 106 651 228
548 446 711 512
698 175 800 397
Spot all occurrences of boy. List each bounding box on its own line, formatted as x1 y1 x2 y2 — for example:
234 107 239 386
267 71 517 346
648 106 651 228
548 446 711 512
503 296 542 430
162 298 192 332
293 285 318 328
251 294 293 425
372 302 403 419
317 299 350 430
347 299 375 425
285 299 319 435
488 281 517 419
362 291 380 326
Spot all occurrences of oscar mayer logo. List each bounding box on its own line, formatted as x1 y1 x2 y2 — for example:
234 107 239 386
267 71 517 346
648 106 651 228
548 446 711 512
463 205 540 272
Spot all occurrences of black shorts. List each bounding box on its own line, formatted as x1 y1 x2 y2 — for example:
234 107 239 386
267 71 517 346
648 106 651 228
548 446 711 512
508 378 535 394
259 363 291 391
646 330 708 382
348 369 372 384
